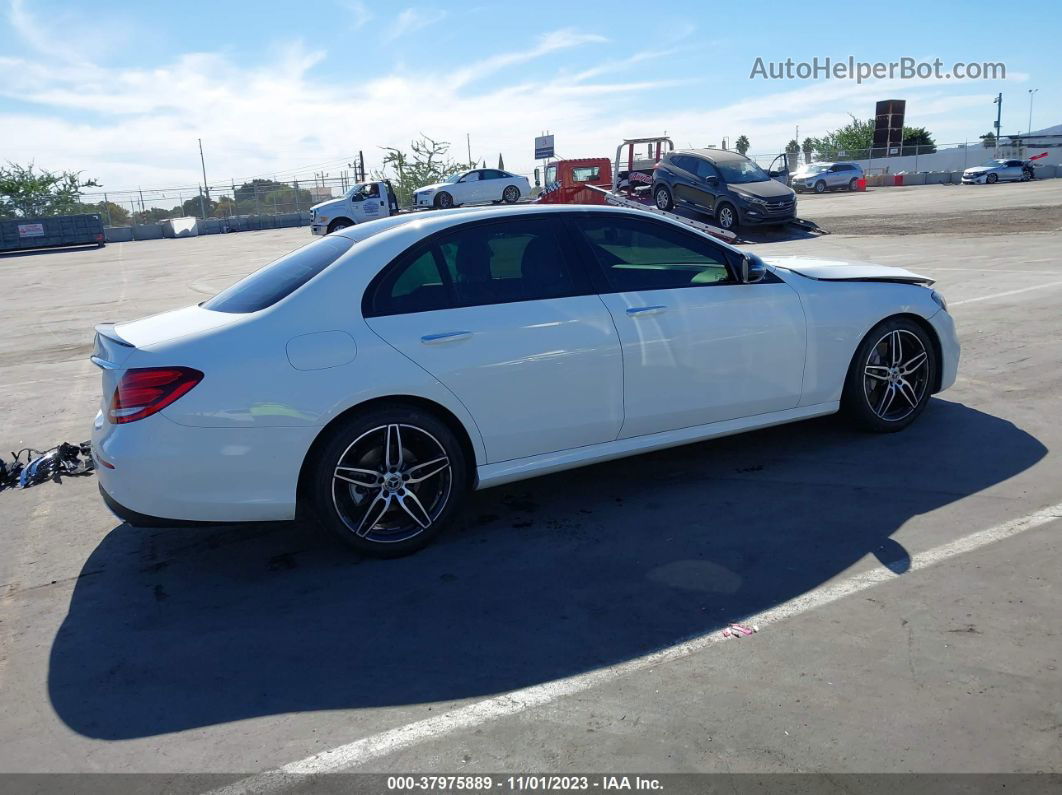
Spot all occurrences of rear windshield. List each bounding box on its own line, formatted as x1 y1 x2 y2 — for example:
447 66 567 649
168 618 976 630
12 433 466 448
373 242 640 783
203 236 354 313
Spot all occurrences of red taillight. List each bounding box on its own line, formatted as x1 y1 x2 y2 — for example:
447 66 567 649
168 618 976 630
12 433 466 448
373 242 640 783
109 367 203 424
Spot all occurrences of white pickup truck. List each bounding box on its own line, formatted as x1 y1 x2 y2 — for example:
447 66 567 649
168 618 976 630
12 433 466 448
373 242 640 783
310 180 402 235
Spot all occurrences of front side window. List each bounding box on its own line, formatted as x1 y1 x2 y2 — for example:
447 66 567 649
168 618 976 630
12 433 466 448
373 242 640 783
693 158 718 180
461 171 481 182
365 217 588 316
204 236 354 313
572 215 733 292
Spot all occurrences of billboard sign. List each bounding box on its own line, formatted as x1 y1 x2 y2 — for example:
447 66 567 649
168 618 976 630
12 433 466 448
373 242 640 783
534 135 555 160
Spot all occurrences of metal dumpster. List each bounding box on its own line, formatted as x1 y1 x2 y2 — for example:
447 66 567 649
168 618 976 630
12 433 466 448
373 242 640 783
0 214 105 253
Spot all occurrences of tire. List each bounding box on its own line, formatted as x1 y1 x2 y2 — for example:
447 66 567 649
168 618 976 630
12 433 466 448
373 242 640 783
502 185 520 204
308 405 469 557
814 180 826 194
434 191 454 209
654 185 673 211
849 178 859 191
714 202 737 231
842 317 937 433
986 173 998 184
1021 169 1032 182
327 218 353 233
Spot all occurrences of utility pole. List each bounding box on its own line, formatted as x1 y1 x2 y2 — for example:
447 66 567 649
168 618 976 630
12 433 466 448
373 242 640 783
466 133 472 166
1027 88 1038 136
198 138 210 217
359 150 365 183
992 93 1002 155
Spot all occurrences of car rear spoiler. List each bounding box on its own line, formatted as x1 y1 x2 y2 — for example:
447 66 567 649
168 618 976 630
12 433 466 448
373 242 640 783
91 323 134 369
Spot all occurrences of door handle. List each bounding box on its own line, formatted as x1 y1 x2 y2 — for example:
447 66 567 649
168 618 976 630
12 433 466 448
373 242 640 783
421 331 472 344
626 305 667 317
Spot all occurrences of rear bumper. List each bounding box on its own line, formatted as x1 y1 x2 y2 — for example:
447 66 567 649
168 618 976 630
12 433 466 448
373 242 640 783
92 410 318 522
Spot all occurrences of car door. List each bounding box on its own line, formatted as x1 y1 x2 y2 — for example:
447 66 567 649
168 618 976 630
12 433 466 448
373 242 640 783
363 216 624 463
352 182 388 222
689 158 723 212
1005 160 1024 181
827 164 844 188
668 155 701 206
567 213 806 438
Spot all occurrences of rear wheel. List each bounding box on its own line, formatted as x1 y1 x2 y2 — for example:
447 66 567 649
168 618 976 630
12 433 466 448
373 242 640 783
434 191 454 209
309 406 468 557
714 202 737 231
654 185 673 210
849 178 859 191
842 317 937 433
502 185 520 204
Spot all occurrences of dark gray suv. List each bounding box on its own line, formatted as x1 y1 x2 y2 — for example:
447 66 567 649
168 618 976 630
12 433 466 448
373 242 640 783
651 148 797 231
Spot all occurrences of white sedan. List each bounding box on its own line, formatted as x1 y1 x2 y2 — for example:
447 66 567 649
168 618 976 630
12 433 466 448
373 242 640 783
91 205 959 556
414 168 530 209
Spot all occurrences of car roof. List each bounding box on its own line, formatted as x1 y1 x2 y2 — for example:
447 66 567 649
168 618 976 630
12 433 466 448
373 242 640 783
675 148 750 163
335 203 743 254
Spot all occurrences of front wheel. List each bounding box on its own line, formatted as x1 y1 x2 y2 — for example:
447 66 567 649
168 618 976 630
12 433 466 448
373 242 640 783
327 218 352 233
502 185 520 204
309 406 468 557
814 180 826 194
714 202 737 231
434 191 454 209
654 185 673 211
842 318 937 433
986 173 998 184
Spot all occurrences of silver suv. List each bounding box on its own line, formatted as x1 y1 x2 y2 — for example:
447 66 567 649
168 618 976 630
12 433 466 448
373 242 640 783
792 162 864 193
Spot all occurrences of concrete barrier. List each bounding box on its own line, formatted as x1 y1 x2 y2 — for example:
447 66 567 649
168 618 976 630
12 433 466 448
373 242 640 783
903 173 927 186
104 226 134 242
197 218 222 235
132 224 164 240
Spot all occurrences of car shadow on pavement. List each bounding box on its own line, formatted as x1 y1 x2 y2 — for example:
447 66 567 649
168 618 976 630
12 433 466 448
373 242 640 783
48 399 1046 739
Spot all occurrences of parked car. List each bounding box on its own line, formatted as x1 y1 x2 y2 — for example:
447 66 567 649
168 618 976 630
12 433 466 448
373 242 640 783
791 162 864 193
961 159 1030 184
310 181 401 234
414 169 530 209
652 148 798 231
91 205 958 557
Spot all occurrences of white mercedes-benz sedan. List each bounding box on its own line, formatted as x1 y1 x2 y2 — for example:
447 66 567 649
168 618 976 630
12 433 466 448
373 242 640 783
91 205 959 556
414 168 530 209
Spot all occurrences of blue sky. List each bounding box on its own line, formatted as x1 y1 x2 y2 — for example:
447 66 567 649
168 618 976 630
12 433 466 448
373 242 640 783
1 0 1056 197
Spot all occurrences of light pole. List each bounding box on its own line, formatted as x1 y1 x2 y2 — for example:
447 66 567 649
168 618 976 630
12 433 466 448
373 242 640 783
1027 89 1039 135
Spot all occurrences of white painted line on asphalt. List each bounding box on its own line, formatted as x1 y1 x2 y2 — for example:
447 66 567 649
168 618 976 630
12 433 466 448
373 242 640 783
951 280 1062 306
211 502 1062 793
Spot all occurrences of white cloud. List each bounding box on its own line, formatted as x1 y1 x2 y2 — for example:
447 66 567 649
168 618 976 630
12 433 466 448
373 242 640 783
340 0 374 29
384 7 446 41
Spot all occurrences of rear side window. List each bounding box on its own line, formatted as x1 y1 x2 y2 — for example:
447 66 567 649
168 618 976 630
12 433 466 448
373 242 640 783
572 215 733 292
203 236 353 313
365 217 588 316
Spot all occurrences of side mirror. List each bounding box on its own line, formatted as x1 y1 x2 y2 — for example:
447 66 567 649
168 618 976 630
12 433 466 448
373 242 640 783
705 175 719 186
740 254 767 284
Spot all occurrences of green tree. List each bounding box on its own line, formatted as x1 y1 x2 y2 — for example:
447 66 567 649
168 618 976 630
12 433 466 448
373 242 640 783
809 115 936 159
0 162 100 218
68 200 131 225
373 135 476 207
132 207 174 224
980 131 996 149
801 137 814 164
785 138 800 156
734 135 750 156
900 126 936 156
